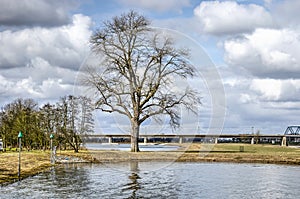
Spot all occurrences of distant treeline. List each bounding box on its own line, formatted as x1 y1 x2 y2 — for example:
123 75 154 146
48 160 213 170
0 95 94 152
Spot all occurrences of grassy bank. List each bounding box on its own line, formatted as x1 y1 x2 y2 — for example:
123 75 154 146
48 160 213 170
1 143 299 185
88 143 300 165
178 143 300 164
0 150 93 185
0 151 51 185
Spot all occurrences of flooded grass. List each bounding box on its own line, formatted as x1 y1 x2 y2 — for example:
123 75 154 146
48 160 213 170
0 150 93 185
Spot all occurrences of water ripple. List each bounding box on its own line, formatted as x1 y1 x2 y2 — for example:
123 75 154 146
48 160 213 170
0 162 299 199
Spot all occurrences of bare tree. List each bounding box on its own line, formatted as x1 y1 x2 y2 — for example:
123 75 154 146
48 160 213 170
77 96 94 136
85 11 200 152
55 95 94 152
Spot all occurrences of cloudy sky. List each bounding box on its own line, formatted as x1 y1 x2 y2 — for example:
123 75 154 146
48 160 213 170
0 0 299 135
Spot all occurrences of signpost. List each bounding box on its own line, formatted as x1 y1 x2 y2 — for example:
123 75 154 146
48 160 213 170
50 134 54 164
18 131 23 181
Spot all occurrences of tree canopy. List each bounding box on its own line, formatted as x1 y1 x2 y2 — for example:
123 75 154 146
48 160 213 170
85 11 201 152
0 96 94 152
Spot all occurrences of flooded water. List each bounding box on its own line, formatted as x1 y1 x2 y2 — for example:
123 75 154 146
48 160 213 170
85 143 179 151
1 162 299 199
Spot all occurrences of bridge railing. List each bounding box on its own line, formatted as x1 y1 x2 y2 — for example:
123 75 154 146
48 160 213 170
82 134 300 146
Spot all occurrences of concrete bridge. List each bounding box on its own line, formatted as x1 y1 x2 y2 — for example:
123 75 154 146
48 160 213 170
83 133 300 146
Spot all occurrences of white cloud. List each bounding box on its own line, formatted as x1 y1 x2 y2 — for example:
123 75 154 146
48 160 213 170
271 0 300 27
221 76 300 133
218 61 300 133
0 64 78 103
224 28 300 78
118 0 190 12
250 79 281 101
264 0 273 5
0 0 78 27
0 75 42 99
39 78 74 99
194 1 273 35
1 0 299 135
250 78 300 102
0 14 92 105
0 14 92 70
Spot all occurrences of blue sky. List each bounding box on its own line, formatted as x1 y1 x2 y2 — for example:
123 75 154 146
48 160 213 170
0 0 300 135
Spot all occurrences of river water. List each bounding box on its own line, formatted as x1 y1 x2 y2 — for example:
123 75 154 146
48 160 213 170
85 143 179 151
0 162 299 199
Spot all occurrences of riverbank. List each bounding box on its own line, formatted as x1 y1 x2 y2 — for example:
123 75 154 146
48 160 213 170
0 150 93 185
0 151 51 185
1 143 299 185
89 143 300 165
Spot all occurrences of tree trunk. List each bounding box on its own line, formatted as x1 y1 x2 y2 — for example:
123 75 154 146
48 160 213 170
131 120 140 152
74 136 79 153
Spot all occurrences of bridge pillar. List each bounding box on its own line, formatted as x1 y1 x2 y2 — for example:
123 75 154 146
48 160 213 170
281 136 286 146
108 137 112 144
144 137 147 144
179 137 183 144
251 137 255 144
214 138 218 144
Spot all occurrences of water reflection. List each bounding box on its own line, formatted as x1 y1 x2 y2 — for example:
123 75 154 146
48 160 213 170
43 164 92 197
122 161 141 199
1 162 299 199
85 143 179 151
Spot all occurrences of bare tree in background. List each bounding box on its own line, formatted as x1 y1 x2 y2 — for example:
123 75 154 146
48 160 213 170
85 11 200 152
56 96 94 152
